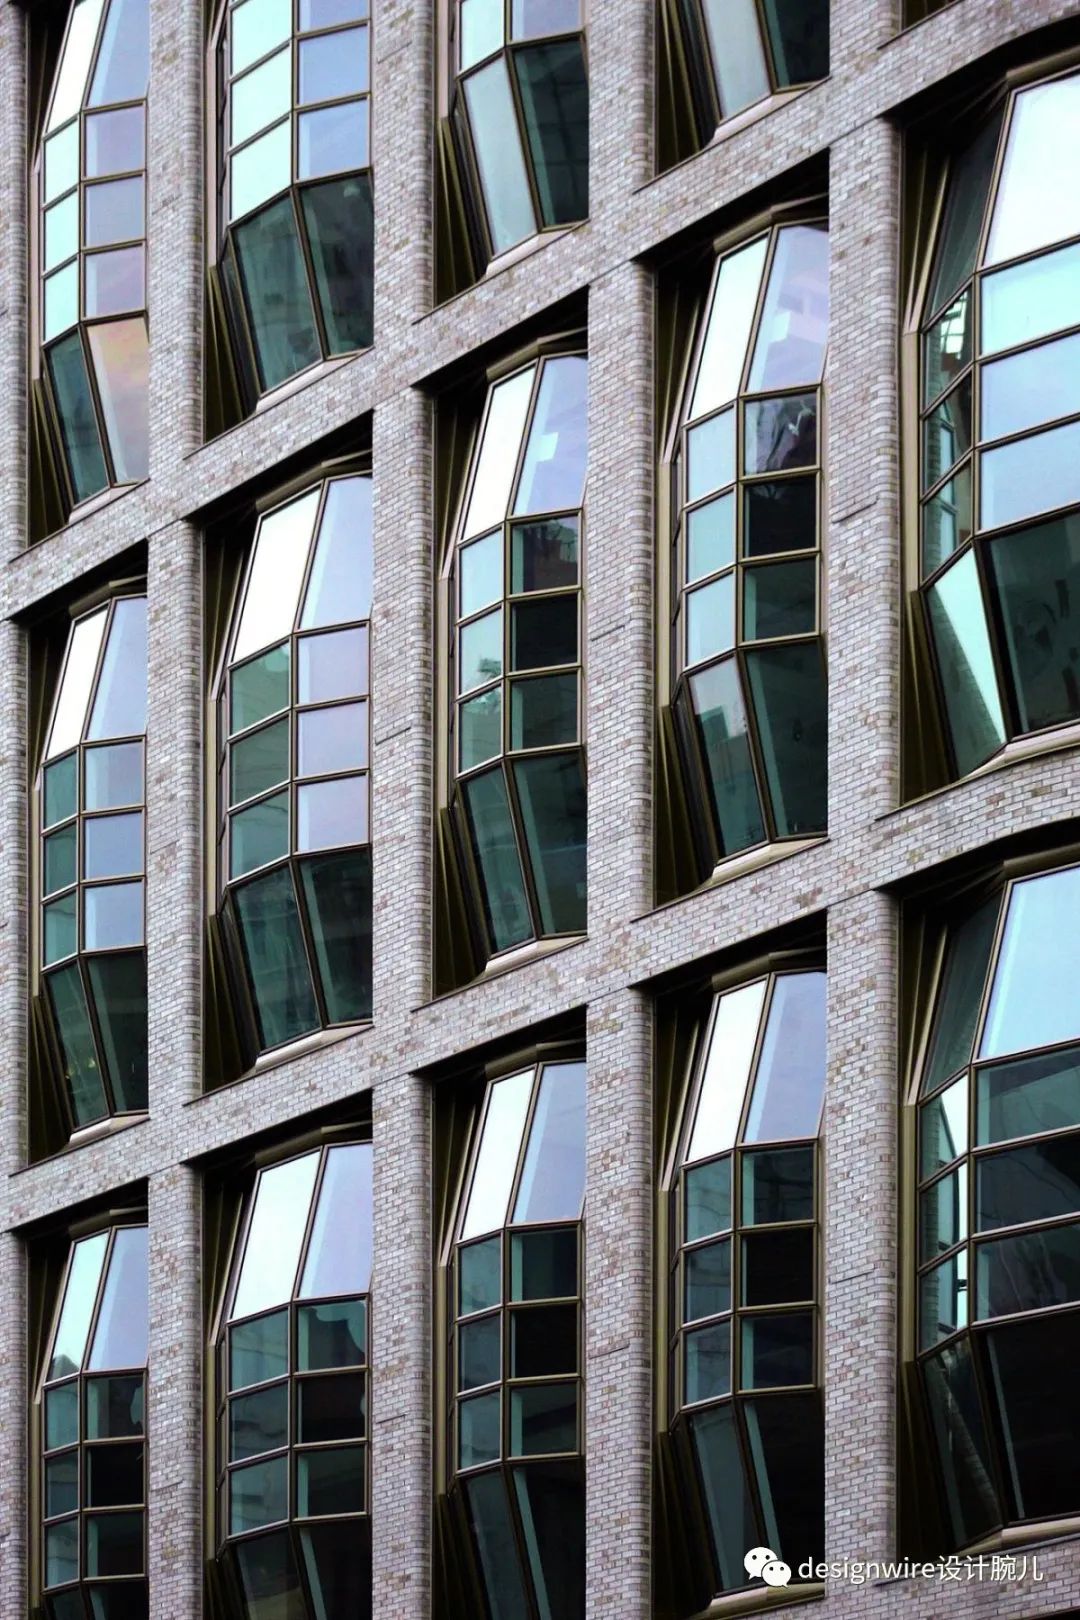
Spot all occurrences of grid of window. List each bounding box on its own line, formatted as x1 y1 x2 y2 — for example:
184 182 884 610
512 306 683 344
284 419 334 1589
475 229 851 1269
668 223 828 874
672 0 828 137
36 0 149 509
914 864 1080 1548
38 1225 149 1620
449 0 588 266
217 474 373 1056
214 0 374 401
216 1142 373 1620
448 353 587 964
667 972 826 1599
918 69 1080 778
447 1059 587 1620
37 595 148 1135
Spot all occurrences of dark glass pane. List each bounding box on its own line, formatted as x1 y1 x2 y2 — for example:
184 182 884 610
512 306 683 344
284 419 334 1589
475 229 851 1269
922 1339 999 1547
685 1157 731 1242
513 40 589 228
921 898 999 1097
922 465 972 579
744 641 827 838
460 1314 501 1391
234 197 321 393
44 754 78 827
742 1146 814 1225
47 965 108 1126
86 1375 145 1439
511 517 579 593
511 595 577 671
230 1311 289 1390
688 661 765 855
231 791 289 877
464 767 533 950
466 1472 530 1620
984 1310 1080 1520
300 849 373 1023
762 0 829 85
744 1392 824 1576
684 1239 730 1322
920 1077 968 1179
298 1372 366 1442
230 1456 288 1533
234 1532 305 1619
685 1320 730 1402
741 1228 814 1306
298 627 368 703
513 752 586 934
510 673 576 750
45 1518 78 1587
459 1391 501 1468
512 1462 585 1619
743 556 816 640
88 1586 149 1620
510 1228 577 1301
86 954 148 1111
300 1521 372 1620
985 513 1080 735
231 645 290 732
45 1451 79 1516
740 1310 813 1388
510 1383 577 1455
45 1383 78 1450
920 1165 967 1262
231 718 288 805
234 869 320 1048
460 1237 502 1314
298 1300 366 1371
976 1220 1080 1318
977 1132 1080 1232
229 1383 288 1461
511 1304 577 1377
977 1045 1080 1146
745 394 817 474
690 1405 756 1592
923 377 972 491
743 476 817 557
44 893 77 965
920 1252 968 1349
47 333 108 503
301 174 374 355
86 1443 143 1507
927 113 1002 317
86 1511 143 1575
297 1446 366 1516
924 293 971 409
44 825 77 895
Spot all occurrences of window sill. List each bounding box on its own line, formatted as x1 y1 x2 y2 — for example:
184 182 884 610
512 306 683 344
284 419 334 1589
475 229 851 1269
192 1021 373 1103
642 836 827 923
423 931 586 1010
889 720 1080 822
694 1582 823 1618
12 1110 150 1175
26 475 146 553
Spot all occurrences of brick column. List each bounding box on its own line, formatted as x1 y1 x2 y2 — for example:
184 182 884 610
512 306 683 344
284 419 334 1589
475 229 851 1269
824 890 898 1596
831 0 900 64
826 121 902 834
586 261 655 929
147 1166 203 1620
373 0 433 341
371 1071 432 1613
0 0 27 552
589 0 653 215
585 990 653 1619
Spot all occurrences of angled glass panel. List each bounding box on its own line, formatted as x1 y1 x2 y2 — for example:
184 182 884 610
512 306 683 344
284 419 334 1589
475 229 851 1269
233 199 321 391
689 659 766 855
925 549 1005 776
465 366 535 539
980 421 1080 533
744 972 826 1142
463 767 532 951
700 0 769 118
748 225 829 393
985 77 1080 268
688 979 767 1161
87 320 150 483
48 0 107 132
47 334 108 505
44 122 79 203
233 867 320 1048
47 964 107 1126
463 57 536 255
514 1060 586 1222
88 599 147 741
461 531 503 617
231 118 291 219
232 719 289 805
923 378 972 489
86 954 148 1110
88 0 148 104
514 356 587 516
300 1142 373 1297
50 1232 109 1379
921 1076 968 1178
986 514 1080 735
513 751 586 934
49 608 109 759
745 641 827 837
687 493 735 582
88 1227 148 1370
461 0 504 71
235 490 321 662
691 238 768 418
981 242 1080 357
300 849 372 1022
513 39 588 229
690 1404 756 1591
234 1533 306 1618
922 466 972 580
300 174 374 356
924 293 971 408
301 477 373 629
231 645 290 732
44 193 78 272
511 1463 584 1617
233 1152 320 1319
462 1069 534 1240
686 409 734 503
466 1472 529 1620
981 868 1080 1060
926 113 1001 316
977 1045 1080 1147
686 574 734 667
921 897 998 1099
921 1339 999 1548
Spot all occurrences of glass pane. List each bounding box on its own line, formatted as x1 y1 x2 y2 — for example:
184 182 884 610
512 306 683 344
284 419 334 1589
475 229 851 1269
978 1131 1080 1232
510 516 578 592
89 1226 148 1370
684 1239 731 1322
299 27 368 102
460 1314 501 1390
744 475 817 556
230 1382 288 1461
234 1534 305 1620
513 40 589 228
232 46 291 146
745 641 828 838
748 225 829 392
84 881 143 950
924 292 972 407
514 1060 586 1222
46 334 108 503
230 1311 289 1388
87 598 147 743
298 1299 366 1369
45 1518 78 1587
745 393 817 474
462 1069 533 1239
460 1237 502 1314
978 1044 1080 1147
301 0 367 22
237 492 322 665
85 105 145 178
981 332 1080 443
686 409 734 503
689 981 766 1161
83 743 143 812
299 847 373 1022
47 0 106 131
741 1227 814 1305
44 122 80 203
460 608 503 693
984 1311 1080 1521
297 626 368 702
689 659 766 855
86 953 147 1111
297 773 368 851
686 494 735 583
234 198 322 390
231 1456 288 1533
461 532 503 618
922 897 999 1095
925 549 1006 776
230 791 289 877
923 377 972 489
459 1391 501 1468
88 0 148 104
464 57 536 254
298 101 370 180
230 645 290 732
986 77 1080 267
510 673 576 749
691 236 768 420
690 1405 756 1591
301 174 374 353
44 753 78 825
52 607 107 754
981 241 1080 356
231 718 289 805
84 246 145 318
977 1220 1080 1318
47 964 108 1126
44 893 77 965
86 319 149 481
50 1232 108 1379
45 1452 79 1516
461 0 503 69
465 366 535 539
511 595 576 671
85 812 143 878
762 0 829 84
701 0 769 117
297 1447 365 1516
985 513 1080 734
685 1157 731 1241
920 1165 968 1263
686 573 734 666
920 1251 968 1348
297 1371 365 1441
511 1476 584 1620
920 1076 969 1177
742 1145 814 1225
233 1153 320 1318
513 355 587 517
922 465 973 579
509 1384 576 1455
927 114 1001 315
463 767 532 951
685 1321 730 1402
84 176 144 249
743 559 816 640
744 1390 824 1580
232 0 292 74
740 1310 814 1388
460 688 502 769
44 194 78 273
466 1473 529 1620
86 1374 144 1439
300 1141 373 1296
44 825 77 895
511 0 579 36
301 476 373 628
85 1442 143 1507
982 868 1080 1059
980 417 1080 530
744 973 826 1142
510 1228 577 1300
513 751 587 934
45 1383 79 1450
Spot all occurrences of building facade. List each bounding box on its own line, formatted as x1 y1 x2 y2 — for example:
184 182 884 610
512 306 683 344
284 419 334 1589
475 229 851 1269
4 1 1080 1618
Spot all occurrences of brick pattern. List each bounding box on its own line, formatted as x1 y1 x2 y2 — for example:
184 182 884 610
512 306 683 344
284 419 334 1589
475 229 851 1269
3 1 1080 1618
